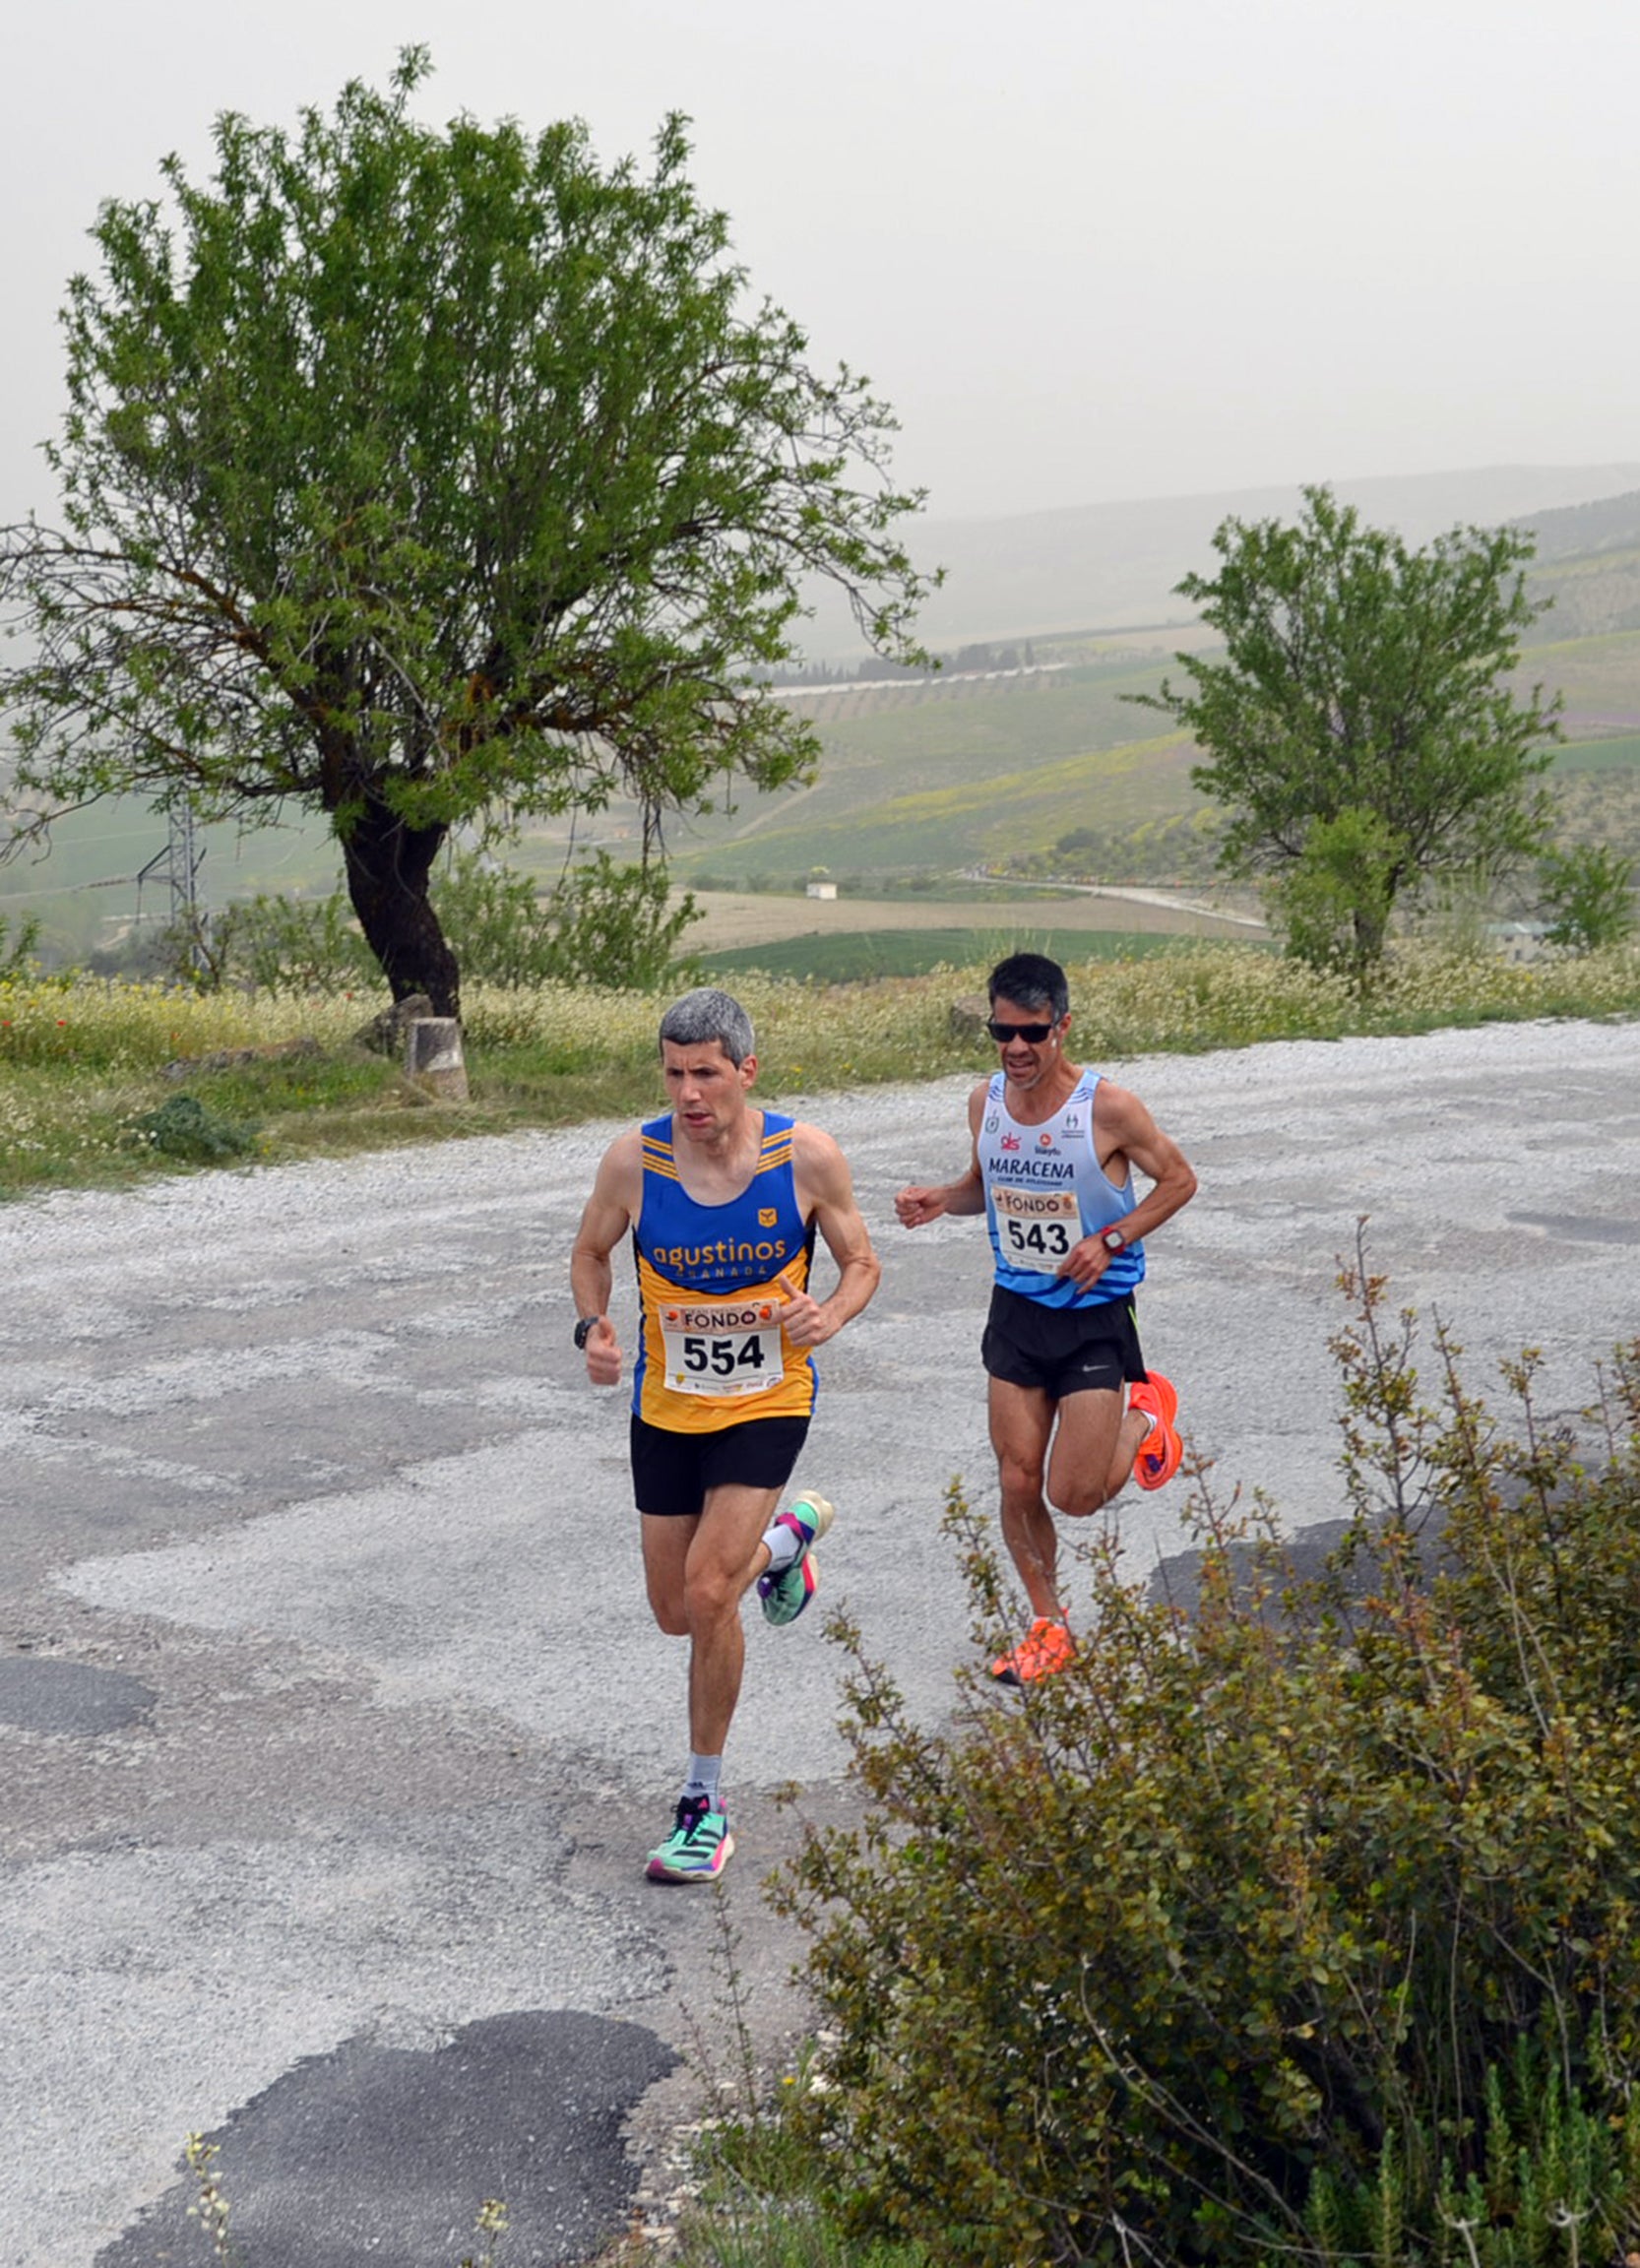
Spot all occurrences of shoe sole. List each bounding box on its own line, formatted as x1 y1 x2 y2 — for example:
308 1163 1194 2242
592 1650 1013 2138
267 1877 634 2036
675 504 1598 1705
789 1493 835 1546
991 1655 1073 1686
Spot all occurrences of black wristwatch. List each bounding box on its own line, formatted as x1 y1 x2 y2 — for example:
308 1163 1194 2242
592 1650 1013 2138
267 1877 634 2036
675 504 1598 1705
573 1314 603 1351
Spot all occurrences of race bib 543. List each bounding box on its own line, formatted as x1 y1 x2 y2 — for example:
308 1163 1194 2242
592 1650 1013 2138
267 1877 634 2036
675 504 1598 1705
991 1183 1082 1274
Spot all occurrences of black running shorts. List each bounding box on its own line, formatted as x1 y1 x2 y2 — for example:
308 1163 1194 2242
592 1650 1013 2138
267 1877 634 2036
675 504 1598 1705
981 1283 1147 1400
629 1412 811 1520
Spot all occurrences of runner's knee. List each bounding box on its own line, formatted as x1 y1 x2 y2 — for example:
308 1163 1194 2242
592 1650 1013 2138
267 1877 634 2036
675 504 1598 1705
997 1449 1045 1500
682 1562 742 1627
1048 1474 1115 1520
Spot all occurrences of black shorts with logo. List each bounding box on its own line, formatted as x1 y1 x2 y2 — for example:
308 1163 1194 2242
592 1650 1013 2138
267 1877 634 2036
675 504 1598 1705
980 1283 1147 1401
629 1412 811 1520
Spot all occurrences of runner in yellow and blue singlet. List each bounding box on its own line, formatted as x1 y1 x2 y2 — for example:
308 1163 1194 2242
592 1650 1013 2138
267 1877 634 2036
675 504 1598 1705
632 1107 818 1431
572 988 879 1882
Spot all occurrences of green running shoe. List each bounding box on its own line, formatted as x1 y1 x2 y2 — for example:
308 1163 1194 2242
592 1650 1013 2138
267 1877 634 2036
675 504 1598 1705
646 1795 734 1882
756 1492 835 1627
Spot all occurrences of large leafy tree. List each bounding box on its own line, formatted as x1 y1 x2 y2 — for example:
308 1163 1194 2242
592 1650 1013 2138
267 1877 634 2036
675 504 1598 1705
1137 486 1561 968
0 53 931 1015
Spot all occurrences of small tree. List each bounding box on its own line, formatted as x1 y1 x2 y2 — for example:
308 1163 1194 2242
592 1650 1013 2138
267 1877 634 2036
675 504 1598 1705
1264 804 1402 977
1136 486 1562 967
1537 842 1637 954
0 54 930 1018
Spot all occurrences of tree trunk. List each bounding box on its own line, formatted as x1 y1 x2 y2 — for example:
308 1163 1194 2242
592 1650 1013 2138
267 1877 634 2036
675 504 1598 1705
339 793 461 1019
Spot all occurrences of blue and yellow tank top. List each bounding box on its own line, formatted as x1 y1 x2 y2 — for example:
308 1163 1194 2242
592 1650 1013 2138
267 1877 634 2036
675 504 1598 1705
631 1109 818 1432
978 1068 1144 1309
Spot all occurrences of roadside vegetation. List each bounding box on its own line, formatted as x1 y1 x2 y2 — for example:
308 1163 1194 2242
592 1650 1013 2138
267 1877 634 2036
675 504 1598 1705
3 935 1639 1201
574 1247 1640 2268
729 1258 1640 2268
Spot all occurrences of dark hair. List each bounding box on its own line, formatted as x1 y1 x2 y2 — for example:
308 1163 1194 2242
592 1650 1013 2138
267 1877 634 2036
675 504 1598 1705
658 986 756 1066
987 952 1069 1023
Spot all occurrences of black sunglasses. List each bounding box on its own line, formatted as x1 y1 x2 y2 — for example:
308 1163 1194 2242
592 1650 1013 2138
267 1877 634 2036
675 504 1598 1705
986 1018 1057 1043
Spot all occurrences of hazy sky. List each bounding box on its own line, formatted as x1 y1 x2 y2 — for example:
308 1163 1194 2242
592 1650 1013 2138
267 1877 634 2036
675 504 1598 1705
5 0 1638 526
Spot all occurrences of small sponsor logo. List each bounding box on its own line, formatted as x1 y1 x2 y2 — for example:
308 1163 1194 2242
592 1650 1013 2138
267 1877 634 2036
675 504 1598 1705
1037 1133 1056 1152
758 1208 778 1228
1000 1132 1021 1152
984 1114 998 1132
1063 1116 1082 1135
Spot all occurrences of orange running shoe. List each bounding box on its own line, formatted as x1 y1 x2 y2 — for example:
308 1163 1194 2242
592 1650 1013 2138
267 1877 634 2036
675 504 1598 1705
1129 1371 1178 1427
990 1616 1075 1686
1128 1373 1182 1490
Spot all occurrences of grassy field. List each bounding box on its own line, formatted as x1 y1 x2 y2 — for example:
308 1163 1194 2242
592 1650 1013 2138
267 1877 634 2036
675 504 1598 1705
4 940 1639 1202
694 925 1191 983
10 526 1640 964
686 886 1263 948
1560 730 1640 770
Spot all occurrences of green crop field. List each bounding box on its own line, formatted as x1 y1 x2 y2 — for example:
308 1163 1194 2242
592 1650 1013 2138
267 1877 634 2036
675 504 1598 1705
694 924 1192 983
1557 730 1640 771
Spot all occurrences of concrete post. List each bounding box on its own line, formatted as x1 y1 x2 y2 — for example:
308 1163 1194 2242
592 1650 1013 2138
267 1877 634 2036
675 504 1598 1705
404 1017 470 1102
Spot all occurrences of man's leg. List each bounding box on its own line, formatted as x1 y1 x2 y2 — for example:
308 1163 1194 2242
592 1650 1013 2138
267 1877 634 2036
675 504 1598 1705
1044 1387 1152 1518
641 1482 782 1757
987 1377 1065 1623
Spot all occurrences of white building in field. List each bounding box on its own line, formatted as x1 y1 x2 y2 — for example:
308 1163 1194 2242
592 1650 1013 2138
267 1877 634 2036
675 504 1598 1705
805 880 838 901
1488 920 1552 965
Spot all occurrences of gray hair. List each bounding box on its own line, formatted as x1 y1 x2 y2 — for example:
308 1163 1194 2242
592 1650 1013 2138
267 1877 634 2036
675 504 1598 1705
658 986 756 1066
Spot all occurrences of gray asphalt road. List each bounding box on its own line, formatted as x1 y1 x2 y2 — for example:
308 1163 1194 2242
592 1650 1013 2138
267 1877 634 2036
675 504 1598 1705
3 1017 1638 2265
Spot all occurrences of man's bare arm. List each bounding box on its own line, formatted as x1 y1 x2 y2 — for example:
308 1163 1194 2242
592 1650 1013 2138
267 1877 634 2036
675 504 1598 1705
570 1133 643 1386
1099 1083 1198 1241
785 1124 880 1350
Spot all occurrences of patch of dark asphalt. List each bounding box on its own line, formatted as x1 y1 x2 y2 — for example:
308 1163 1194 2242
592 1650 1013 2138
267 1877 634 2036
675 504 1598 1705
96 2011 678 2268
0 1654 156 1735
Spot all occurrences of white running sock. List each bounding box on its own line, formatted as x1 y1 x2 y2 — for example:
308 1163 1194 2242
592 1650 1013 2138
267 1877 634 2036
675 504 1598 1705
760 1511 802 1575
682 1753 723 1810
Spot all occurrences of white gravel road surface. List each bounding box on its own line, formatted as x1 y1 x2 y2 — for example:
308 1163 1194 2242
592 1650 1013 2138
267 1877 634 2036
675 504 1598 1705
2 1016 1637 2266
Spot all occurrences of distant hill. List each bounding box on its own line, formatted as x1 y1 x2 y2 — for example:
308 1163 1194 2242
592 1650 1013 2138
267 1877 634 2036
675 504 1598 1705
1516 488 1640 563
664 464 1640 889
14 463 1640 962
803 462 1640 655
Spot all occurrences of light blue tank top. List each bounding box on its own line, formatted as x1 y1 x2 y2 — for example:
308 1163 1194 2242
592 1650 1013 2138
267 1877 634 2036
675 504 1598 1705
977 1069 1144 1309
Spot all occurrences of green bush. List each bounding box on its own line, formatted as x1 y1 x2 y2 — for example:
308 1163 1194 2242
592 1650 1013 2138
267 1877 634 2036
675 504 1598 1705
1266 804 1405 976
124 1093 260 1162
0 908 42 976
212 891 377 995
1537 844 1638 954
529 849 700 989
212 850 701 997
775 1250 1640 2267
